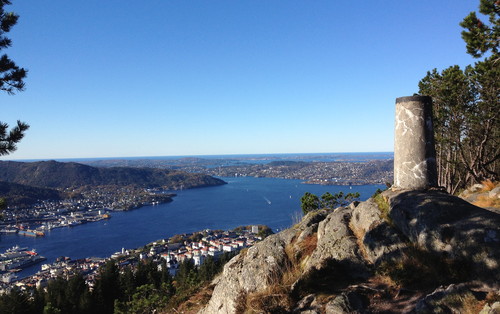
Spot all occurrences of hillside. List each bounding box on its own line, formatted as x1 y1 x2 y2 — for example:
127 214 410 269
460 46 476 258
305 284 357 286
197 187 500 313
0 181 72 207
0 160 226 189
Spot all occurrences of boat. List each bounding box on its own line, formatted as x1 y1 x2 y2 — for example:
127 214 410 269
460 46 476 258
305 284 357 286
0 228 18 234
40 223 55 230
0 247 47 271
6 245 28 253
1 255 47 270
68 220 82 227
35 230 45 236
5 245 28 253
18 229 41 237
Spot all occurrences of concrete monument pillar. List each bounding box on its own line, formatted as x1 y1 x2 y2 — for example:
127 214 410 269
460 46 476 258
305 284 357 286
394 96 438 190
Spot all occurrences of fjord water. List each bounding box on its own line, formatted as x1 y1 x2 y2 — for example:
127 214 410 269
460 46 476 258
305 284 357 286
0 177 384 278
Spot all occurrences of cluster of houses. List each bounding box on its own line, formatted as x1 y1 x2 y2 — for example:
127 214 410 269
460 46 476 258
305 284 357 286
0 226 265 294
155 226 261 268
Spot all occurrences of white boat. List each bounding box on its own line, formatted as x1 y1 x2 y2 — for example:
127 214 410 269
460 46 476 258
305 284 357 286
0 228 18 234
6 245 28 253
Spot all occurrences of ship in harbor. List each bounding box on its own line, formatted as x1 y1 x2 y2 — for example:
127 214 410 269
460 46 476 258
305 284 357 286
0 228 18 234
0 246 47 272
18 229 45 237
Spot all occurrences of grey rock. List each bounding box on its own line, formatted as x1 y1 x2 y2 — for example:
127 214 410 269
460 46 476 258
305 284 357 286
325 291 365 314
299 209 330 229
200 210 330 314
296 210 329 244
200 188 500 313
415 283 484 314
349 201 360 209
293 294 320 313
350 198 381 234
385 189 500 283
470 183 485 193
480 301 500 314
303 207 368 277
363 221 407 264
489 186 500 199
199 228 296 313
350 198 407 265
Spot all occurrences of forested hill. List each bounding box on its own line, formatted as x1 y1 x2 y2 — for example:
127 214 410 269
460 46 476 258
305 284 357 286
0 160 226 189
0 181 71 207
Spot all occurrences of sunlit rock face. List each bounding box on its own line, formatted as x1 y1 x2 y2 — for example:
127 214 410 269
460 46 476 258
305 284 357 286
394 96 438 190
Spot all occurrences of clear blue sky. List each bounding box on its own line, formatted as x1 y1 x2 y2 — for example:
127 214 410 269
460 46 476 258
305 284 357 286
1 0 480 160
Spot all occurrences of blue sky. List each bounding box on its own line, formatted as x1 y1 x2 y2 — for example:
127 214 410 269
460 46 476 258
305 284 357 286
1 1 479 160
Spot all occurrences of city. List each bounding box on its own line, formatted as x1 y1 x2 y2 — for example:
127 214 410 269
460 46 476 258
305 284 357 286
1 185 176 234
0 225 269 295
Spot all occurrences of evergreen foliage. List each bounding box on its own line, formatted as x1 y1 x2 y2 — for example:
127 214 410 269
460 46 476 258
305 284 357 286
418 0 499 193
0 251 237 313
460 0 499 59
0 0 29 156
0 160 226 189
0 181 69 208
300 191 360 215
300 192 320 214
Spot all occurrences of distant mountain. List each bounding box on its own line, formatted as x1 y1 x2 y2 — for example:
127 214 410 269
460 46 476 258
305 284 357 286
0 160 227 189
0 181 71 207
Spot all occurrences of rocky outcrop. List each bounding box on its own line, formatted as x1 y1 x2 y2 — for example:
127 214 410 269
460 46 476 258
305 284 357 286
199 189 500 313
350 198 407 265
386 189 500 282
199 228 294 313
199 210 329 313
301 206 369 278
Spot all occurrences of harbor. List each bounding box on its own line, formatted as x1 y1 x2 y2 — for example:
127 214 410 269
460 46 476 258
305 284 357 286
0 245 46 284
0 209 112 238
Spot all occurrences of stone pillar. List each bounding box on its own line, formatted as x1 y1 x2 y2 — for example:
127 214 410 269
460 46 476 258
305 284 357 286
394 96 438 190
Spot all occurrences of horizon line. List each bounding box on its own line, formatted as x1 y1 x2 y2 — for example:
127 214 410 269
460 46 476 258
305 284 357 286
2 151 395 163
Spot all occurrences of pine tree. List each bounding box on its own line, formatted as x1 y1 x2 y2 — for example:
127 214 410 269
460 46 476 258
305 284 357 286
460 0 499 60
0 0 29 156
418 0 499 192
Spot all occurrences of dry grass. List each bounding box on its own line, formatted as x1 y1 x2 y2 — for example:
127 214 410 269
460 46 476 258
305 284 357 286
245 285 295 313
236 238 307 313
238 232 321 312
239 247 249 258
349 220 371 263
483 291 500 309
473 194 500 208
296 233 317 261
281 241 304 287
166 284 215 313
242 262 297 312
486 291 500 303
373 193 391 224
371 274 399 290
480 180 497 192
430 291 483 314
375 245 471 290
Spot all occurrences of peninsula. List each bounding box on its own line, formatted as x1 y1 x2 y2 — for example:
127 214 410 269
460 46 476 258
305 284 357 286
0 160 227 231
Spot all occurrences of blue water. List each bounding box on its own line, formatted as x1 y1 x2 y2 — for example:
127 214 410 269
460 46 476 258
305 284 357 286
0 177 384 278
